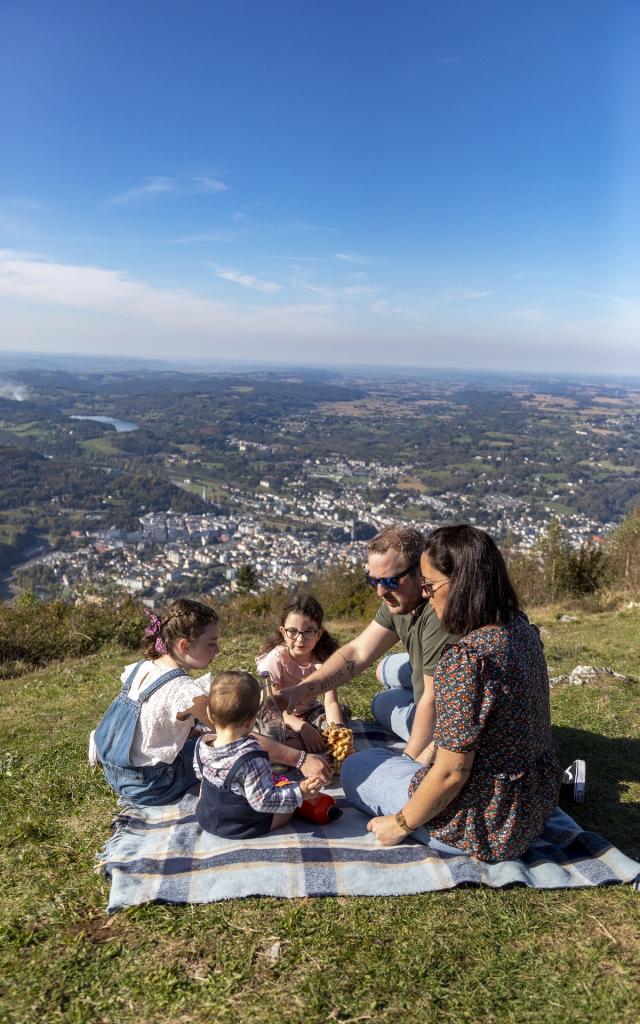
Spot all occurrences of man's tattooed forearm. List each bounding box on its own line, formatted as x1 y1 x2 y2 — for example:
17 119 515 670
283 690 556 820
300 674 342 697
298 657 357 699
339 654 356 678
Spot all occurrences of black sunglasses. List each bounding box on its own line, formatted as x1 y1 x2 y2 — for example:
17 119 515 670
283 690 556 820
365 562 419 591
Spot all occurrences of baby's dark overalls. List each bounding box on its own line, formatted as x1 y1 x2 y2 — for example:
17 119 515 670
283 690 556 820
195 741 274 839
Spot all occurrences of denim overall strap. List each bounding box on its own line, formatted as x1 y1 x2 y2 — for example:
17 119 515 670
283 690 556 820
94 665 188 770
131 667 187 707
120 661 145 695
223 750 270 790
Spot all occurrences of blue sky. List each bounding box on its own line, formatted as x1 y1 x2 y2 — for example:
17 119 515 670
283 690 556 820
0 0 638 372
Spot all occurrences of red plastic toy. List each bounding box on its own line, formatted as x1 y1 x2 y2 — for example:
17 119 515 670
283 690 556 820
297 793 342 824
274 775 342 824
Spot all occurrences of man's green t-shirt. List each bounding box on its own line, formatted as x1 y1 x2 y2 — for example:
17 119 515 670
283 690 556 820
374 600 459 703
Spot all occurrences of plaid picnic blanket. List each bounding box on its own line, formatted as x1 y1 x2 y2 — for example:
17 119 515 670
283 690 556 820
98 722 640 911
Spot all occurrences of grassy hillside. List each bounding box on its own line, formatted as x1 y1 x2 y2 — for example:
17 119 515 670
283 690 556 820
0 608 639 1024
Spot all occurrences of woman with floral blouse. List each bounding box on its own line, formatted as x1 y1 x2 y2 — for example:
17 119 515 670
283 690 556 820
342 524 562 862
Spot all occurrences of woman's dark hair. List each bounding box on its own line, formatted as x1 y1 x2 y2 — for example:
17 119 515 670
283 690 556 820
142 598 218 659
422 525 520 635
259 593 339 662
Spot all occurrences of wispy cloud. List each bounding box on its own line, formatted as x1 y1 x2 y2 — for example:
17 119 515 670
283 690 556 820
372 299 411 316
0 197 44 242
214 267 281 294
3 250 640 369
0 250 333 342
510 266 557 281
165 231 236 245
110 175 229 206
428 287 492 303
0 196 43 211
288 221 334 232
334 251 376 265
274 255 327 263
110 177 177 206
344 285 377 296
573 290 627 305
289 277 337 299
193 176 228 193
506 307 547 322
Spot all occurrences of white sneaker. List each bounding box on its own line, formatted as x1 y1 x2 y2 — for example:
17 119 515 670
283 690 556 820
88 729 100 767
561 759 586 803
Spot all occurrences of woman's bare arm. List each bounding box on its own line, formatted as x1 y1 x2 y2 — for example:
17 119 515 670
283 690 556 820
367 746 476 846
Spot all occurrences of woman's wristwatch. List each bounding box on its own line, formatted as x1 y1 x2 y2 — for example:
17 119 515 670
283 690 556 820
395 810 412 832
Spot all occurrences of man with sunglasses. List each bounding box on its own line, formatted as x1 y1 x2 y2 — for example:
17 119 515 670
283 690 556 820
283 525 458 762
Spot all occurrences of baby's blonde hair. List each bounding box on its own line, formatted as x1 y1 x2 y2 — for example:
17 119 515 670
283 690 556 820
208 670 261 727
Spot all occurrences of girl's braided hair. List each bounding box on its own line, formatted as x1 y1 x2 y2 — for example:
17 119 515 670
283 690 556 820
142 598 218 660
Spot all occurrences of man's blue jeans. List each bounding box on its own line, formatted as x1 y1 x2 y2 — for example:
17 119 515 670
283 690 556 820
341 747 463 854
371 653 416 741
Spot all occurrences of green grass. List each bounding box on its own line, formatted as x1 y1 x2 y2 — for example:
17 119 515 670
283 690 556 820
78 436 120 456
1 612 639 1024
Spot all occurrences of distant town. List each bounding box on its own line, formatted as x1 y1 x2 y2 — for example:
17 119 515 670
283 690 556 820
1 364 636 603
18 453 615 605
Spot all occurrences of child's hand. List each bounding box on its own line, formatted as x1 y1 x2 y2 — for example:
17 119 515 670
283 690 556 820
177 694 213 727
301 754 331 785
299 774 324 797
300 722 327 753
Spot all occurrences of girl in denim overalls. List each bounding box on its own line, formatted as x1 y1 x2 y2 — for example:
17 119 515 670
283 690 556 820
91 599 219 806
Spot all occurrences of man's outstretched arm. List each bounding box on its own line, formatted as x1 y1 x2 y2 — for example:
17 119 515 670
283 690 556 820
284 620 397 708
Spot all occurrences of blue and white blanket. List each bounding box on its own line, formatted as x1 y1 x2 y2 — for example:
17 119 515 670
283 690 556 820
98 722 640 911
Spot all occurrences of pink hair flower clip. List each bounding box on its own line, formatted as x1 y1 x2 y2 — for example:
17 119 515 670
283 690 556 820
144 607 168 654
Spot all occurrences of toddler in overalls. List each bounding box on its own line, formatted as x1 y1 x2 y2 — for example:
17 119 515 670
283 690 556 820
91 599 220 806
194 670 324 839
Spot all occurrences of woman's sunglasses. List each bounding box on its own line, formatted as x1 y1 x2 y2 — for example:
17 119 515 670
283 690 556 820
365 562 419 591
420 579 449 600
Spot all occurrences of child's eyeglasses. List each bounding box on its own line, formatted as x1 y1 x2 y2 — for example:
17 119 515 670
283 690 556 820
420 579 449 600
365 562 419 591
283 627 319 641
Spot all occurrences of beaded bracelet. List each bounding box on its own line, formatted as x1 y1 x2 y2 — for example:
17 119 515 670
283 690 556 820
295 750 307 770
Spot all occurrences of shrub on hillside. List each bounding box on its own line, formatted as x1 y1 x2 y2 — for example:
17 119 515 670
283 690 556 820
219 563 376 637
219 587 287 637
504 521 612 605
0 593 145 676
608 508 640 590
310 563 378 620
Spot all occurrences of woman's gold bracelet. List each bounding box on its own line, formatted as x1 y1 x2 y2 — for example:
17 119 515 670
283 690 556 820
395 810 412 832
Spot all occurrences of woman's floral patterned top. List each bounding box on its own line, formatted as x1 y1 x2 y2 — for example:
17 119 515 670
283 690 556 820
409 613 562 862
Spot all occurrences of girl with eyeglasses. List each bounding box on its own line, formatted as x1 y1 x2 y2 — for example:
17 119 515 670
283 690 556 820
255 594 350 755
